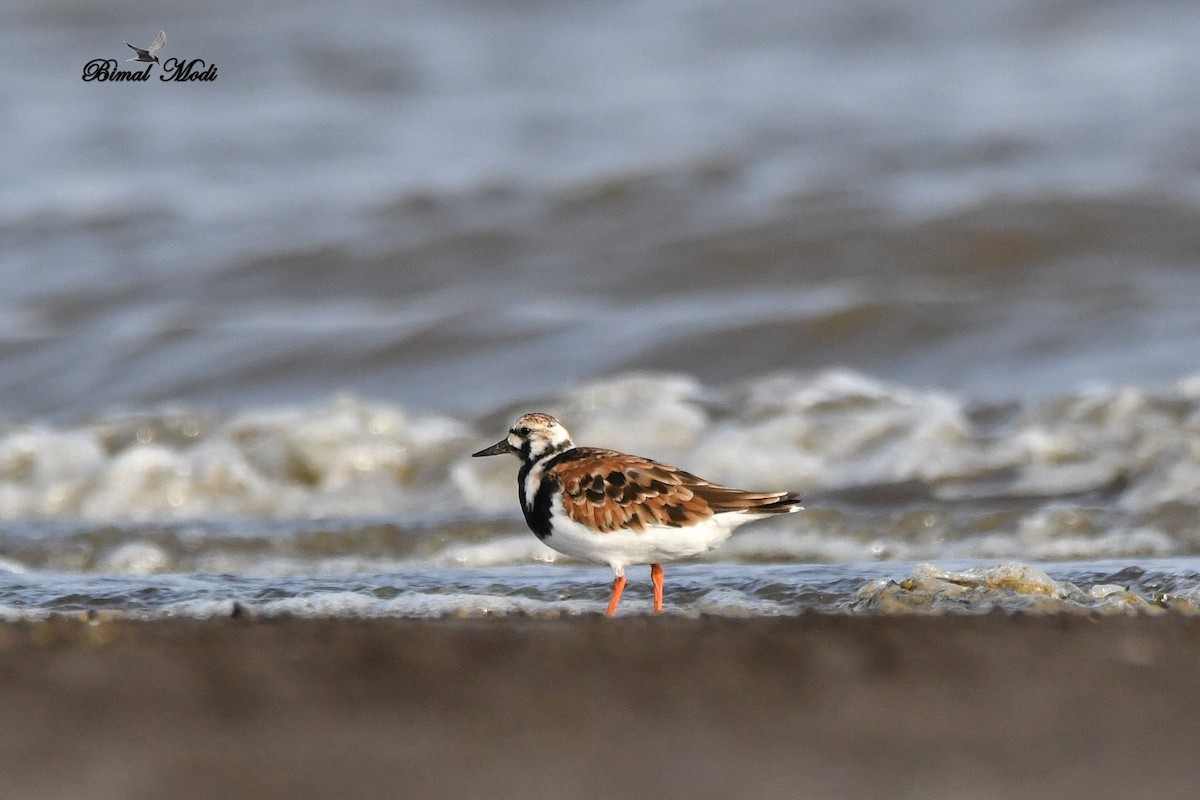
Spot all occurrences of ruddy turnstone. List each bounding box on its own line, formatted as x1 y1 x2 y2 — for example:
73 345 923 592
473 412 802 615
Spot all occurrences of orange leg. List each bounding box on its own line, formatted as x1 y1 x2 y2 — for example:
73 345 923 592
651 563 664 613
606 574 627 617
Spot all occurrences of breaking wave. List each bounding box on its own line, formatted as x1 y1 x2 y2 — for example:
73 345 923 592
0 370 1198 576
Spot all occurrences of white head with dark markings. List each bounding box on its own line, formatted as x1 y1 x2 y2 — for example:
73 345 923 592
472 412 575 462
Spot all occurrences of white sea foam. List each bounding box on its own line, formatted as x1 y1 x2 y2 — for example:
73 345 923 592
100 542 173 575
1 371 1200 570
717 526 902 564
458 369 1200 512
0 395 472 521
431 535 561 568
0 556 30 574
0 427 108 517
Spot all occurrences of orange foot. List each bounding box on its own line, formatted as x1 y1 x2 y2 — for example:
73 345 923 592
651 563 664 613
606 574 627 616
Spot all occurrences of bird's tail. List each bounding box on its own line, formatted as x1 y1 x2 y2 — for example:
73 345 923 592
697 487 803 514
755 492 804 513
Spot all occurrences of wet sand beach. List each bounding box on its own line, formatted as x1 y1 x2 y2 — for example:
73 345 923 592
4 614 1200 800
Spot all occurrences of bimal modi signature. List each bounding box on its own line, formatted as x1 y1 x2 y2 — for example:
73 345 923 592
83 31 217 82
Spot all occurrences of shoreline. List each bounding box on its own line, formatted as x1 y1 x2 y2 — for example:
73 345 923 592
4 614 1200 799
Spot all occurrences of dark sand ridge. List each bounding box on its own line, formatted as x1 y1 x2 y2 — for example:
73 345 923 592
3 614 1199 800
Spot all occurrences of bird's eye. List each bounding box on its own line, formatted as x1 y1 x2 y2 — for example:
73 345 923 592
517 426 531 437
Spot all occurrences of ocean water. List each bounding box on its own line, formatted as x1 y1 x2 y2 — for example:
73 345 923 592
2 0 1200 618
3 373 1200 618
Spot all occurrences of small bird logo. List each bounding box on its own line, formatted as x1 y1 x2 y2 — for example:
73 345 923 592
124 30 166 63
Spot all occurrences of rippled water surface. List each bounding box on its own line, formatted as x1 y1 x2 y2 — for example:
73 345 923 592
6 561 1200 621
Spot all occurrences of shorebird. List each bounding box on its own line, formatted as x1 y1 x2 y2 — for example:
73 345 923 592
473 412 802 615
125 30 166 63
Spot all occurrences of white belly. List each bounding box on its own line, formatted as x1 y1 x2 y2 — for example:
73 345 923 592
542 494 753 576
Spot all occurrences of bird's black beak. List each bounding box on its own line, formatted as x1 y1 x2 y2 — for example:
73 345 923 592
472 438 517 458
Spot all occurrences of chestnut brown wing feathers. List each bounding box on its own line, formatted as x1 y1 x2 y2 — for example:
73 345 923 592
549 448 797 533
